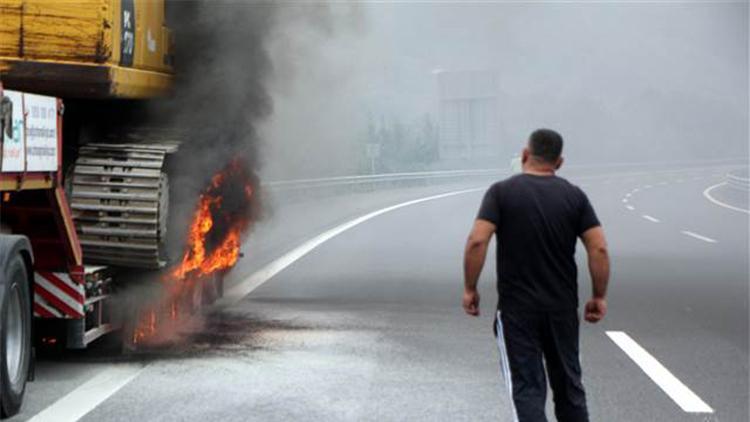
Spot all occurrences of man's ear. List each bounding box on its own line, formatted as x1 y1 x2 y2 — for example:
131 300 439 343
555 156 564 170
521 148 530 164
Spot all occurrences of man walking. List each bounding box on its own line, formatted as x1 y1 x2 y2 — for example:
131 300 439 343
462 129 610 422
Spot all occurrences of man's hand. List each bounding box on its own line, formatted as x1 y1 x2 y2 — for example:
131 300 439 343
463 289 480 316
463 219 495 317
584 297 607 323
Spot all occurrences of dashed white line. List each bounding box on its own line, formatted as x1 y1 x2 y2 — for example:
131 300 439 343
625 193 631 198
644 184 653 189
658 181 668 186
28 365 145 422
622 198 628 203
642 215 660 223
681 230 718 244
625 205 635 211
703 182 749 214
632 188 640 193
606 331 713 413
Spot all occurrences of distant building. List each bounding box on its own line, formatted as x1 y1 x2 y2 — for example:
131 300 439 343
436 70 500 161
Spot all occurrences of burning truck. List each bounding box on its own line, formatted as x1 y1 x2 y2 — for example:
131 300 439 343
0 1 261 417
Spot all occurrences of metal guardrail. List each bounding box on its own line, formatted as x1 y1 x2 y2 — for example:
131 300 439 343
260 162 750 199
262 168 504 194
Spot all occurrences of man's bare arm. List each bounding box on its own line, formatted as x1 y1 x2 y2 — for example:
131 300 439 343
463 219 496 316
580 226 610 322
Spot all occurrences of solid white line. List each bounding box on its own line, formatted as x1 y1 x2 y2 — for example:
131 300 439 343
642 215 660 223
625 205 635 211
28 365 145 422
703 182 749 214
681 230 718 244
27 187 484 421
218 187 484 306
606 331 713 413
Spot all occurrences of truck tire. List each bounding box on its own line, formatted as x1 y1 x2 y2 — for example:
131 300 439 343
0 253 32 418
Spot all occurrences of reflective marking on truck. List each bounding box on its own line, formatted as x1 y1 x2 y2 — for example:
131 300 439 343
33 297 64 318
33 272 85 319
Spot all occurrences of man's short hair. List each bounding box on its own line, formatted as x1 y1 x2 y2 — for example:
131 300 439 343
528 128 563 163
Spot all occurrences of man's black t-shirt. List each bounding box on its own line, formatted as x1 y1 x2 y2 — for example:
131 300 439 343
477 173 600 311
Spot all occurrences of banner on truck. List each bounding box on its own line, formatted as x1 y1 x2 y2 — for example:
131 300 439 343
1 90 58 173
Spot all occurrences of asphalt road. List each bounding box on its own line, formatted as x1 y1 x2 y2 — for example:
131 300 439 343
9 164 749 422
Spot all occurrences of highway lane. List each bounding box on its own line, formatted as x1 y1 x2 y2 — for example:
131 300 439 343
573 167 748 421
11 164 749 421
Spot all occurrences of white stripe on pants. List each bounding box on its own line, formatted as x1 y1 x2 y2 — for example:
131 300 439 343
496 311 520 422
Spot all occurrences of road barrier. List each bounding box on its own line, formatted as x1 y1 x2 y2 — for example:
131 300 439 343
260 160 750 200
262 169 504 200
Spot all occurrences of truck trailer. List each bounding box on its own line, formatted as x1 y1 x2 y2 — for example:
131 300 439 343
0 1 223 417
0 85 225 418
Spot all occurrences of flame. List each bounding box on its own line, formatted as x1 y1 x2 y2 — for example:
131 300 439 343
168 159 255 282
132 159 256 346
132 310 157 344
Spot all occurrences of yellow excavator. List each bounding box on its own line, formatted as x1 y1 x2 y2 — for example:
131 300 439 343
1 0 177 269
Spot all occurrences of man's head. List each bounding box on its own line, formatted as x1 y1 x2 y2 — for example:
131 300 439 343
522 128 564 172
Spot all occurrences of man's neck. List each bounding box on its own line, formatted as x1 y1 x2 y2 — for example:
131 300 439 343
523 166 556 176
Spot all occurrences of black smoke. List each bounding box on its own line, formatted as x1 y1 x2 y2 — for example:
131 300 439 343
161 1 277 259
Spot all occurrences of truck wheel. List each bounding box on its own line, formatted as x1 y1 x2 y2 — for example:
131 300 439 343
0 254 32 418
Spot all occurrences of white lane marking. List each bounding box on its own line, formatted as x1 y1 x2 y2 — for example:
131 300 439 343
625 205 635 211
625 193 631 198
218 187 483 306
28 365 145 422
606 331 713 413
644 184 653 189
658 181 668 186
632 188 640 193
681 230 718 244
642 215 660 223
622 198 628 203
703 182 749 214
29 187 484 421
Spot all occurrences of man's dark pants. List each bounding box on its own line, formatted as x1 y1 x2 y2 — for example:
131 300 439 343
495 309 589 422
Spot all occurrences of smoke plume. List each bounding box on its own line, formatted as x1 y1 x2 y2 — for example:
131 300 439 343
160 1 277 257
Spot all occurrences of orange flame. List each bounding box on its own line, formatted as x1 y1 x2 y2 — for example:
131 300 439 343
168 159 254 282
132 310 157 344
132 159 256 346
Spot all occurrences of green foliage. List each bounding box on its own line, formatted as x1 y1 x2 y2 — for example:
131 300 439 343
363 113 439 173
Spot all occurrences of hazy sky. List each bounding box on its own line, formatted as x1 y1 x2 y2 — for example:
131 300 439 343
260 1 748 179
